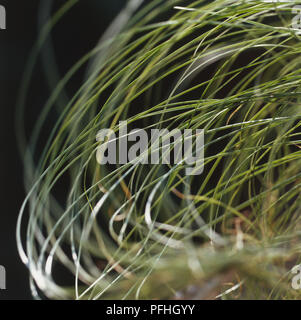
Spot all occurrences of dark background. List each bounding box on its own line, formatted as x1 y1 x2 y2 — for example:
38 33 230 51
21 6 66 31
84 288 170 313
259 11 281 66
0 0 124 300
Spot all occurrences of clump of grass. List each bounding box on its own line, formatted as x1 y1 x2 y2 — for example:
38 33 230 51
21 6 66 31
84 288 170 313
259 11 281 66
17 0 301 299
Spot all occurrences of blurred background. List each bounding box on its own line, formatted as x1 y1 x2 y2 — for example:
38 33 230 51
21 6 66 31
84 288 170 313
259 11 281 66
0 0 124 300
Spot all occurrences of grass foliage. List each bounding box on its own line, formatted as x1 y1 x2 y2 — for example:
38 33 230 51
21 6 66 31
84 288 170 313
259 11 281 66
17 0 301 299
